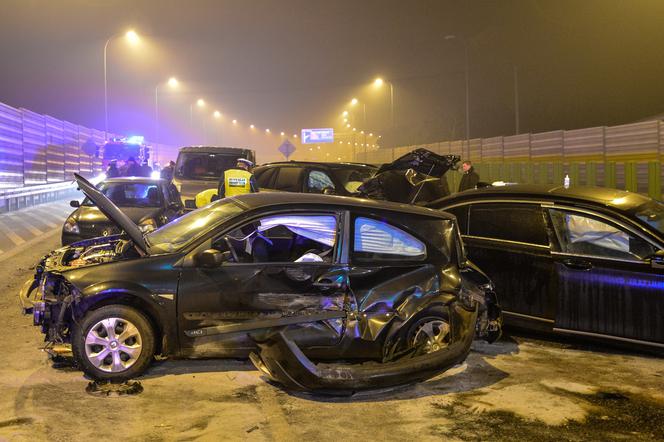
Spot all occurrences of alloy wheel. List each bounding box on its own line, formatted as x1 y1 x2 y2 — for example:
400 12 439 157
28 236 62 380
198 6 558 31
84 317 143 373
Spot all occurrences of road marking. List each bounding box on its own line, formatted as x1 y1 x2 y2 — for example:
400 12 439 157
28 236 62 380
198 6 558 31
21 210 59 228
31 207 69 223
5 213 44 236
0 218 26 245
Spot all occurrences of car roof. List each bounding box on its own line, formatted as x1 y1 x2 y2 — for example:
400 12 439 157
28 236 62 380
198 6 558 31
229 192 453 220
177 146 253 154
104 177 166 184
256 161 377 169
432 184 654 213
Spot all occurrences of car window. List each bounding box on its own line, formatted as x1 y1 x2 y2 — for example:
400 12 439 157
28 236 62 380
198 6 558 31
213 214 337 263
83 182 163 208
468 203 549 246
273 167 304 192
444 205 469 235
548 209 656 261
352 216 426 261
306 170 336 193
255 167 277 189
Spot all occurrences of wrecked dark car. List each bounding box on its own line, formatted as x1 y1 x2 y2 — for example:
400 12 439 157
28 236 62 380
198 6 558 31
430 184 664 351
357 148 460 205
63 177 184 245
23 173 501 394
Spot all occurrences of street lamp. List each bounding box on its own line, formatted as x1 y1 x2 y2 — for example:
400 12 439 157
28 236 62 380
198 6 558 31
444 35 470 143
349 98 367 128
372 76 395 129
189 98 206 138
154 76 179 149
103 29 141 139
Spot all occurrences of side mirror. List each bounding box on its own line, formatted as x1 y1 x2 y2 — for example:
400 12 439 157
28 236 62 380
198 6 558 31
70 200 80 208
184 199 197 210
650 250 664 269
195 249 225 268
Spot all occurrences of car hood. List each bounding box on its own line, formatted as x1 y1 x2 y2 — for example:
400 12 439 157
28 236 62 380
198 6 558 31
72 206 162 226
74 174 148 254
375 148 459 177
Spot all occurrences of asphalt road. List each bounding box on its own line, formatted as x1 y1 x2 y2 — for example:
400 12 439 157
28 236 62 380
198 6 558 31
0 201 663 441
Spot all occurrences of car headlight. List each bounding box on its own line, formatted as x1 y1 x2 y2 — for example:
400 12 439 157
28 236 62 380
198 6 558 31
63 217 80 234
139 218 157 233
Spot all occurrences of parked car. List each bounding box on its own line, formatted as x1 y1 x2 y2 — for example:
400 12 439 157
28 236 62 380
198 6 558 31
172 146 255 208
429 184 664 351
253 161 377 196
24 174 501 394
63 177 184 245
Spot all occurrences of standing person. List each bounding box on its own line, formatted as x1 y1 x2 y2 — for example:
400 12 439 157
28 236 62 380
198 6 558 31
105 160 120 178
124 157 141 177
139 160 152 177
160 160 175 181
458 160 480 192
217 158 259 198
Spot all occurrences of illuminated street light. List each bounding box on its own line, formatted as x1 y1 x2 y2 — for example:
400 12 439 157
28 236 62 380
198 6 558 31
346 124 351 128
250 124 255 129
372 75 395 129
155 76 180 147
213 110 221 118
350 98 358 106
265 128 270 133
369 132 373 136
189 98 207 138
232 119 238 125
280 131 285 136
342 110 349 117
103 28 142 138
360 130 364 134
293 134 298 138
352 128 356 131
196 98 205 107
373 77 384 87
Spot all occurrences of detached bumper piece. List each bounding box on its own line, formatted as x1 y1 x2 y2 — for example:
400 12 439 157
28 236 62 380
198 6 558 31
250 304 477 395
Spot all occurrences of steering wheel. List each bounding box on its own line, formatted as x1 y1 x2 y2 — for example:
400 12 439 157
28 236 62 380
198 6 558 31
224 236 239 263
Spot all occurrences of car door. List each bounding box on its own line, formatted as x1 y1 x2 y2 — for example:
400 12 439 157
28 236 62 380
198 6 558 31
546 206 664 345
448 202 557 328
177 210 349 356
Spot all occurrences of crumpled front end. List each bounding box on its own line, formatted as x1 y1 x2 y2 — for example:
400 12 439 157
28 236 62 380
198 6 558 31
249 302 478 395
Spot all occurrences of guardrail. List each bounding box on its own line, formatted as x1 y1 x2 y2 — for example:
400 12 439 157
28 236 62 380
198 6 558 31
0 181 78 213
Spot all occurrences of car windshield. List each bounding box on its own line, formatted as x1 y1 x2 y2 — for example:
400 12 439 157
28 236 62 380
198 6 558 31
82 182 162 208
146 198 244 253
630 200 664 236
332 167 377 193
175 152 244 180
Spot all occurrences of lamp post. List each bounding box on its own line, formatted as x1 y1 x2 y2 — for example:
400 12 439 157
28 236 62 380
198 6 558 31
189 98 206 143
443 35 470 145
103 29 140 139
373 77 395 130
154 77 179 150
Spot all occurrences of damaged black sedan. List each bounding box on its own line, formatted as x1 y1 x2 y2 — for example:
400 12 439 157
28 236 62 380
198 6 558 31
24 174 501 393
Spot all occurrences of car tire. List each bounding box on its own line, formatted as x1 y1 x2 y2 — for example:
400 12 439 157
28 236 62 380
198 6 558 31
72 305 155 382
404 307 451 354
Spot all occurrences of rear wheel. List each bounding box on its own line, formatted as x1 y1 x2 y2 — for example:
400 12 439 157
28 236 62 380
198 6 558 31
72 305 155 381
406 309 451 354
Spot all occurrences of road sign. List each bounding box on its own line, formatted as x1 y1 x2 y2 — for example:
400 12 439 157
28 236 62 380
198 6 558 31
301 128 334 144
278 139 296 159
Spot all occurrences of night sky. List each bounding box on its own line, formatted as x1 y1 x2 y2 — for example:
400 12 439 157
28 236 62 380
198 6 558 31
1 0 663 156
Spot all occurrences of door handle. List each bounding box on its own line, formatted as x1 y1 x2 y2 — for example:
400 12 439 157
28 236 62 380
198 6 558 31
312 279 343 290
562 258 593 271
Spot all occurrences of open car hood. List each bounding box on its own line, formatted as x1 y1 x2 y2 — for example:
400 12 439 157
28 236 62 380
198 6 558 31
73 173 148 254
376 148 460 177
357 149 460 204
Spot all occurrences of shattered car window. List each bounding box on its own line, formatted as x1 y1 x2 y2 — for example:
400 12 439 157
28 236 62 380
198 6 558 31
353 217 425 259
630 200 664 236
332 167 376 193
307 171 336 193
147 199 244 253
218 214 337 263
549 209 655 260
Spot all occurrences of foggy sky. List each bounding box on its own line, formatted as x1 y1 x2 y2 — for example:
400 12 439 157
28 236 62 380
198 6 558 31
1 0 663 153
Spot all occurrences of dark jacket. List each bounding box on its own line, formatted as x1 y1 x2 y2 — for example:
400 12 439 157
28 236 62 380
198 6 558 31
106 164 120 178
458 167 480 192
124 163 141 177
160 165 174 182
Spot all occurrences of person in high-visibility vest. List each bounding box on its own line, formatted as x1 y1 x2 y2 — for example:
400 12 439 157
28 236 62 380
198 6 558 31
218 158 259 198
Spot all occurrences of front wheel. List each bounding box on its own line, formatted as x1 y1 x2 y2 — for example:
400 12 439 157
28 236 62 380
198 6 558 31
406 309 451 354
72 305 155 381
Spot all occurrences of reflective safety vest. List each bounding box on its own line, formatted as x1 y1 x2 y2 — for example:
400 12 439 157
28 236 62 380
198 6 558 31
195 188 218 208
224 169 253 197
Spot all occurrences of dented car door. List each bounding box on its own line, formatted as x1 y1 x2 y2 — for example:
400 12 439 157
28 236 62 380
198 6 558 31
177 211 349 356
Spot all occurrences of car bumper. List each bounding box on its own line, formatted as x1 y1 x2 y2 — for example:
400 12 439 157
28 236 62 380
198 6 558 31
249 303 478 395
